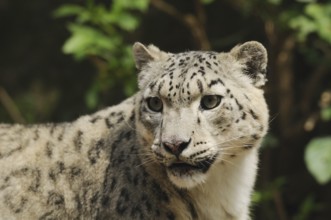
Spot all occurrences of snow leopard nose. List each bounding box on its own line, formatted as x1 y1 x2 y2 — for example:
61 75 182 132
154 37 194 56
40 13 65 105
163 139 191 157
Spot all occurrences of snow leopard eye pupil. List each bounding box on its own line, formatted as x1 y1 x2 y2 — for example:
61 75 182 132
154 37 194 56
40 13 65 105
200 95 222 110
147 97 163 112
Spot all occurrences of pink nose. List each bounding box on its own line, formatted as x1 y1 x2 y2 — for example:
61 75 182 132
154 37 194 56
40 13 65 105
162 139 191 157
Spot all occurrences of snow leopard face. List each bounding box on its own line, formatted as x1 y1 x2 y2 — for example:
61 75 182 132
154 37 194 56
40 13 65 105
134 42 269 188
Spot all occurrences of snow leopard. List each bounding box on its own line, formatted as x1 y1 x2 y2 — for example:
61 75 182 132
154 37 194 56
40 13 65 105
0 41 269 220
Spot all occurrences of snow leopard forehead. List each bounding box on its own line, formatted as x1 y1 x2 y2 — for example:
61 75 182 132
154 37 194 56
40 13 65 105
133 41 268 92
144 51 228 105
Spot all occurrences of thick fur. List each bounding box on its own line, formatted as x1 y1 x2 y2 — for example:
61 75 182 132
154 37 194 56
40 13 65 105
0 42 269 220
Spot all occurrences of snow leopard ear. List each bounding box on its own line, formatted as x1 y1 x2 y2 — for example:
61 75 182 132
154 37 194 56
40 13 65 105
132 42 169 70
230 41 268 87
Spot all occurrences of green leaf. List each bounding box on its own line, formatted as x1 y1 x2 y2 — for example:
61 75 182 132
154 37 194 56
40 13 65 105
305 3 331 44
261 133 279 149
321 107 331 121
288 3 331 44
53 5 85 18
289 15 316 42
115 13 139 31
251 191 262 203
296 0 317 3
112 0 149 11
267 0 282 6
293 195 316 220
88 4 111 24
62 24 118 59
305 137 331 184
131 0 150 11
202 0 215 5
85 84 99 110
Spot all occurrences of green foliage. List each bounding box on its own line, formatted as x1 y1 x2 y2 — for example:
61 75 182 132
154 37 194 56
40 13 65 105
293 195 322 220
267 0 282 6
261 133 279 150
63 24 119 60
54 0 149 109
112 0 149 12
201 0 215 5
289 3 331 43
321 107 331 121
305 137 331 184
252 177 286 204
53 4 85 18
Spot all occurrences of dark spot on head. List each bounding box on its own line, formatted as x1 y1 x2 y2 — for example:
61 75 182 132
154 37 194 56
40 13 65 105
149 81 157 90
33 128 40 141
90 115 102 123
73 130 83 152
158 80 165 93
57 128 64 141
235 98 243 110
249 109 259 120
190 72 197 79
241 112 246 120
197 80 204 93
105 118 113 128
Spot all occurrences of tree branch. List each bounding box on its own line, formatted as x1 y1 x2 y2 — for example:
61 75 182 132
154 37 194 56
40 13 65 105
150 0 211 50
0 87 26 124
273 190 288 220
275 36 296 137
301 40 331 116
194 0 207 25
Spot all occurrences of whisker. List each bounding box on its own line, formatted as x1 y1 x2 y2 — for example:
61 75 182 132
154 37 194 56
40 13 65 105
221 144 254 150
221 158 237 167
219 152 238 156
123 115 138 131
135 158 156 168
268 113 278 124
208 136 251 148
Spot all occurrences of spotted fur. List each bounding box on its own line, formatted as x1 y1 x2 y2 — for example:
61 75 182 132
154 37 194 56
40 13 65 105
0 41 269 220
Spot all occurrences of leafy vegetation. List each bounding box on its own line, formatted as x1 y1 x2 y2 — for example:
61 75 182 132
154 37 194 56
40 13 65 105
305 137 331 184
54 0 149 109
289 3 331 44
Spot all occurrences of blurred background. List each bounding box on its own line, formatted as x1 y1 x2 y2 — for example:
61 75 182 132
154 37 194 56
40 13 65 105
0 0 331 219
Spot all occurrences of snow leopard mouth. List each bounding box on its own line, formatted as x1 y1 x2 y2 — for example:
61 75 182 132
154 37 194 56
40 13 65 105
167 156 217 176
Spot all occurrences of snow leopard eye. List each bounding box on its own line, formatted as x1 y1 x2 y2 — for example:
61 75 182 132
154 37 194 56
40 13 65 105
146 97 163 112
200 95 222 110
